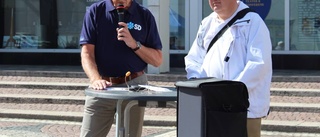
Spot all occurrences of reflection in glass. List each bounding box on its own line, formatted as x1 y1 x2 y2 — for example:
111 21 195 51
57 0 86 49
0 0 88 50
290 0 319 51
257 0 286 51
1 0 186 51
169 0 185 50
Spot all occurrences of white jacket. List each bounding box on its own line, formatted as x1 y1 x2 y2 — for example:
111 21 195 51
185 1 272 118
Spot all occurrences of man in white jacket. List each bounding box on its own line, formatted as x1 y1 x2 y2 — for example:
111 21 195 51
185 0 272 137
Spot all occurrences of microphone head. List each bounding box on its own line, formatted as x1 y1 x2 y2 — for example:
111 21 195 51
116 4 125 13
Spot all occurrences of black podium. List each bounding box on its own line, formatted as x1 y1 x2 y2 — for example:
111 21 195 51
175 78 249 137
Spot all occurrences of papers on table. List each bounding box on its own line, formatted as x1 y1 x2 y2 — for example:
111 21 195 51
103 85 174 92
138 85 173 92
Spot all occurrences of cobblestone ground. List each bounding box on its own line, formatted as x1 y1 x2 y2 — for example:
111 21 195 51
0 118 175 137
1 120 320 137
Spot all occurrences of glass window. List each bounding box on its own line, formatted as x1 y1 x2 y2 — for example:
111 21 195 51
140 0 187 52
1 0 187 51
290 0 320 51
264 0 285 51
140 0 186 51
169 0 185 50
0 0 92 50
1 0 42 49
57 0 87 49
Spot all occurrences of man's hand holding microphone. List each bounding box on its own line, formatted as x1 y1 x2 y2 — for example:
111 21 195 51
116 4 137 50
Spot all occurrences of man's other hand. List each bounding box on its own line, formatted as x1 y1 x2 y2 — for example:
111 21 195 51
89 79 112 90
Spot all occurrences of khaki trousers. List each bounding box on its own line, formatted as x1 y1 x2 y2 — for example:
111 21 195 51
80 74 147 137
247 118 262 137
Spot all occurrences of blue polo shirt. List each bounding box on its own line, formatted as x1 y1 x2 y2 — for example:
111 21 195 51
80 0 162 77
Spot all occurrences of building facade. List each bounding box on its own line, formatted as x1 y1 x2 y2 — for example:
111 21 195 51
1 0 320 69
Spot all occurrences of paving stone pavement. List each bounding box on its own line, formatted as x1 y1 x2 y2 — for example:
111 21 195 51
2 118 320 137
0 118 177 137
0 65 320 137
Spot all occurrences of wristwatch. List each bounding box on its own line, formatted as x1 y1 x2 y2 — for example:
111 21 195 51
133 41 142 51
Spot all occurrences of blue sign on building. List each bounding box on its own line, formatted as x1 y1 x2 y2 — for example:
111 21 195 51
241 0 271 20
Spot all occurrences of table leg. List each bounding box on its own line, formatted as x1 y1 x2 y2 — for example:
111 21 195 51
123 101 177 137
124 100 139 137
116 100 124 137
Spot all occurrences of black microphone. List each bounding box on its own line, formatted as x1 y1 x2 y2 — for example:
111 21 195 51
116 4 125 28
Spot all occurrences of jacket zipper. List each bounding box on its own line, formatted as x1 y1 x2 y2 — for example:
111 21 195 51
233 19 250 25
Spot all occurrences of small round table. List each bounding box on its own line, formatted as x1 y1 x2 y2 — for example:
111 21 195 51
84 85 177 137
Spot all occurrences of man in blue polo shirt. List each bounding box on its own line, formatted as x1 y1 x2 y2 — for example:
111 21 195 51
79 0 162 136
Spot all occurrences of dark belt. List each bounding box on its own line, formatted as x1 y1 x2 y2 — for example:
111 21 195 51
101 71 144 84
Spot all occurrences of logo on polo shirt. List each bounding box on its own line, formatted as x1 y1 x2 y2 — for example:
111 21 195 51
127 22 142 31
